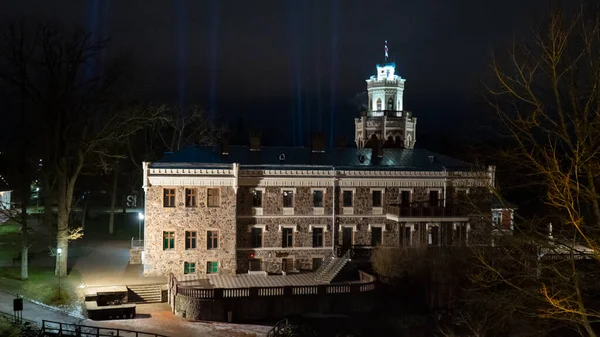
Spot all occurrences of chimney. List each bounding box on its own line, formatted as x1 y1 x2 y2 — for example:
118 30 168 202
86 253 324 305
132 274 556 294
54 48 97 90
249 132 261 151
311 132 326 153
220 133 229 156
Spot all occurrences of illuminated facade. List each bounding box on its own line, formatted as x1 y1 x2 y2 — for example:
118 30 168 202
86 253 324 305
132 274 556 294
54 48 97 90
355 62 417 149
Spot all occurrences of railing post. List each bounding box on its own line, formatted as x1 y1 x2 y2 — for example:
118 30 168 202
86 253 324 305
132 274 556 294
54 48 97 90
283 286 293 297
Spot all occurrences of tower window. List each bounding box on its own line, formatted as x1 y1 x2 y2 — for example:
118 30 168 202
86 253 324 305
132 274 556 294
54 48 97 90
387 97 394 110
376 98 382 111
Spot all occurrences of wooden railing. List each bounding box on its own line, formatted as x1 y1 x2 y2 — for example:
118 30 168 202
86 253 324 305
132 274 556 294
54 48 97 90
169 272 376 300
387 200 467 218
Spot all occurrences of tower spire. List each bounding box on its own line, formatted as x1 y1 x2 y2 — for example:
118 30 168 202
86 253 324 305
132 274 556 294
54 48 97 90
384 40 388 62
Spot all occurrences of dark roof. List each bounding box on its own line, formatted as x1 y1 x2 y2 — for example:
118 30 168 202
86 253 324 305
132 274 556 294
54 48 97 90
152 146 473 172
491 194 517 209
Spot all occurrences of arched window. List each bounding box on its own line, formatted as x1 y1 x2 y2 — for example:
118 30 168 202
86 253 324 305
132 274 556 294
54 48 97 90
387 97 394 110
376 98 382 111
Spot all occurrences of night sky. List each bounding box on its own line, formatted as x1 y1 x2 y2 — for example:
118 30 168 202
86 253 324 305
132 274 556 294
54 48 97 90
1 0 555 146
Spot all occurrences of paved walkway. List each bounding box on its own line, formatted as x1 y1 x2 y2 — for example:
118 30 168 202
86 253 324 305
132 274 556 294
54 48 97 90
70 240 166 287
0 290 270 336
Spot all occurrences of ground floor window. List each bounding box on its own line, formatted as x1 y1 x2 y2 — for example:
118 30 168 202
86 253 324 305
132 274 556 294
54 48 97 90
249 258 261 271
206 261 218 274
184 262 196 274
371 227 383 246
312 257 323 271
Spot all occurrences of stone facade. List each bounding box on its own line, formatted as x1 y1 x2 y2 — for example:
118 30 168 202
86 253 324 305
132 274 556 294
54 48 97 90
143 159 501 278
143 185 237 277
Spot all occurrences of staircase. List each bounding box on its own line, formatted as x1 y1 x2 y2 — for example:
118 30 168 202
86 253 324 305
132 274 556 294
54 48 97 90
314 250 351 283
127 284 163 303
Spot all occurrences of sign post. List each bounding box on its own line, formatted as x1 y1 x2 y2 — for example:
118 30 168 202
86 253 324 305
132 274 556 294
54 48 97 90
13 295 23 323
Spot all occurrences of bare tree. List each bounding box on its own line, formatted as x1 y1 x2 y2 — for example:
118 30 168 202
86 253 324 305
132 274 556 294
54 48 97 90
480 6 600 336
0 21 164 277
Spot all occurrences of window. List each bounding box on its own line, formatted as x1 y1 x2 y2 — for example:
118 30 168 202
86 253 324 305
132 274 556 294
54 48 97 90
312 258 323 271
371 227 383 246
429 226 440 246
376 98 382 111
313 190 324 207
283 190 294 208
387 97 394 110
207 188 220 207
429 190 440 207
402 227 412 246
184 262 196 274
312 228 323 248
163 231 175 250
372 190 382 207
492 211 502 226
282 228 293 248
207 231 219 249
185 188 197 207
185 231 197 249
251 227 263 248
252 190 263 208
343 190 353 207
401 190 411 206
163 189 175 207
206 261 218 274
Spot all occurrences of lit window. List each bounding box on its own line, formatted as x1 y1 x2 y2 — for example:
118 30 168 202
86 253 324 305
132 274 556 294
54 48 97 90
163 231 175 250
207 188 220 207
387 97 393 110
207 231 219 250
376 98 382 111
206 261 218 274
184 262 196 274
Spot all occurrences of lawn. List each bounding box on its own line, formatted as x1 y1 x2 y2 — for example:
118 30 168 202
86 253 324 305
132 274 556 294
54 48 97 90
0 266 84 315
0 223 21 262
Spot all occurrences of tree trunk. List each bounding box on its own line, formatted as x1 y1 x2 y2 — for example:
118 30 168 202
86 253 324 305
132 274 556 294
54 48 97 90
42 177 54 245
81 193 89 230
55 173 70 277
108 170 118 235
20 184 29 281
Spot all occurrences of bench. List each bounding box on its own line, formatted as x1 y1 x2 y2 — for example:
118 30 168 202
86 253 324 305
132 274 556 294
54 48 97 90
12 252 35 266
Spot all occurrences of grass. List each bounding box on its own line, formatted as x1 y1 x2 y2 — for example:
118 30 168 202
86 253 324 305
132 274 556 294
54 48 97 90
0 266 83 311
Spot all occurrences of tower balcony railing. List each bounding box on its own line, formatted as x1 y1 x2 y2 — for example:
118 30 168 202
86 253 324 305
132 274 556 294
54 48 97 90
387 199 467 218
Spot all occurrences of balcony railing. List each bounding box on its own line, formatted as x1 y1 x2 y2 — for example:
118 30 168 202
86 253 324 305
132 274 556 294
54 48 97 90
387 199 467 218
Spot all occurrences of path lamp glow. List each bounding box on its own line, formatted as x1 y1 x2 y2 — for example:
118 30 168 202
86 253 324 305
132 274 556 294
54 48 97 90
56 248 62 300
138 213 144 244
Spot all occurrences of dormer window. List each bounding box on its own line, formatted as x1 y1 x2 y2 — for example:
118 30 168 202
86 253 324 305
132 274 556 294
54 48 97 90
387 97 394 110
376 98 382 111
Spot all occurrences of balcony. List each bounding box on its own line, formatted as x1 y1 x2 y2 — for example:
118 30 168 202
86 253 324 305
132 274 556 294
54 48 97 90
387 199 469 222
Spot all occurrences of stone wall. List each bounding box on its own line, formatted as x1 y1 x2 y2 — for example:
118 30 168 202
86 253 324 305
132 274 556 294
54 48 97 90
143 185 237 277
174 290 376 322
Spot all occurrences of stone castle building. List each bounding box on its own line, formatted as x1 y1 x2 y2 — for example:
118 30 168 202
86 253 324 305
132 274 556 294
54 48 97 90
141 58 512 278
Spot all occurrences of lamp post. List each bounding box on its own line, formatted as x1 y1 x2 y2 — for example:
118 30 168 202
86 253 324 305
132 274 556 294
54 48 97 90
36 187 39 213
138 212 144 244
56 248 62 300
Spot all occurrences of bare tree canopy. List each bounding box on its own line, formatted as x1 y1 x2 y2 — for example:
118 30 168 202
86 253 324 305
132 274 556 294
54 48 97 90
480 6 600 336
0 20 164 277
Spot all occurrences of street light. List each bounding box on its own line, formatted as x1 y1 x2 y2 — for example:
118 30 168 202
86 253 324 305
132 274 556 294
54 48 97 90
56 248 62 300
36 187 39 213
138 213 144 244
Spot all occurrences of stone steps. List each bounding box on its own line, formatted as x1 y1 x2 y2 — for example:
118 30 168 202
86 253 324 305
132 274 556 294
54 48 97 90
127 284 163 303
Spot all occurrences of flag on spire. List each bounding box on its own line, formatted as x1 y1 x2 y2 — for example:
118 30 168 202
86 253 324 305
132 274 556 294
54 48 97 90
384 40 388 61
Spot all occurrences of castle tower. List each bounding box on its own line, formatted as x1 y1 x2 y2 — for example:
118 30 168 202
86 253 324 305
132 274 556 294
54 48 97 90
354 43 417 149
